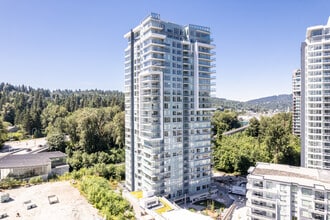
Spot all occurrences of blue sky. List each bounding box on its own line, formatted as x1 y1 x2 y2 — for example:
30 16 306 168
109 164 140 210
0 0 330 101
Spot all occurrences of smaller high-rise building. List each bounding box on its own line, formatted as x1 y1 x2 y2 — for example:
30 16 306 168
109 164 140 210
302 17 330 169
292 69 302 136
247 163 330 220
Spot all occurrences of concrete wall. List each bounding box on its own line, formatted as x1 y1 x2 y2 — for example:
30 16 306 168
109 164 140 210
0 164 50 180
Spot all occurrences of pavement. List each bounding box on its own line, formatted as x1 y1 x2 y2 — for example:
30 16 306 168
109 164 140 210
1 138 47 156
231 203 248 220
211 181 235 207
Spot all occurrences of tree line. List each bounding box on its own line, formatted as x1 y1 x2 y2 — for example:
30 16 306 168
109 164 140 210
0 83 124 137
0 83 125 170
0 82 123 140
212 111 300 174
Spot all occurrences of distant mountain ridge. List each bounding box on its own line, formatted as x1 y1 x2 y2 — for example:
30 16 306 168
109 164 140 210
246 94 292 105
212 94 292 112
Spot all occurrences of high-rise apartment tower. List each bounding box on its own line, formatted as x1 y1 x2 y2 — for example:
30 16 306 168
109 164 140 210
293 69 302 136
124 13 215 200
302 17 330 169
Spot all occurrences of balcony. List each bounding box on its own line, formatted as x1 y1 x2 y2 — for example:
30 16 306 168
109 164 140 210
315 203 325 212
144 31 166 40
311 213 324 220
199 61 211 67
198 47 211 54
252 191 263 198
150 54 165 60
251 200 276 210
251 209 276 219
198 54 211 60
253 182 264 189
315 191 325 201
183 52 190 57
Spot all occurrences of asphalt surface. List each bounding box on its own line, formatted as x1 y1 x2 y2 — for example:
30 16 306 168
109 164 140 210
1 138 47 155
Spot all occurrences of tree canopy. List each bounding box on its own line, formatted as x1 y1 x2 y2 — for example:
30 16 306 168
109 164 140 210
0 83 124 137
211 110 241 138
213 112 300 175
0 83 126 169
0 119 6 147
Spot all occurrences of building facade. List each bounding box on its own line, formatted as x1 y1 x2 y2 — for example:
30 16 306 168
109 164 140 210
124 13 215 200
0 151 68 180
247 162 330 220
302 17 330 169
293 69 302 136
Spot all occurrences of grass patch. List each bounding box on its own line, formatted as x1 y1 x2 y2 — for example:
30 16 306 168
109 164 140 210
193 199 226 210
155 198 173 214
130 190 143 199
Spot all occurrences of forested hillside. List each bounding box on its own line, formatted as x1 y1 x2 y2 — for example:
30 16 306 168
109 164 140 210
0 82 123 136
212 94 292 112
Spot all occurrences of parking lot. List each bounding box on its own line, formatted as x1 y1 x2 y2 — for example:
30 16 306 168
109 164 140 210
0 138 47 157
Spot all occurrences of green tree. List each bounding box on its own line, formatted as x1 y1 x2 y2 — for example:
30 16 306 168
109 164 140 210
108 111 125 148
47 131 67 152
2 103 15 124
65 106 122 154
212 110 241 137
280 134 301 166
67 151 84 170
41 104 68 131
212 112 300 174
0 119 7 147
236 155 254 175
245 117 260 137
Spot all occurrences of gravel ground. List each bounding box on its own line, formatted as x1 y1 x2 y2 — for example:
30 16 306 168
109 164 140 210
0 181 102 220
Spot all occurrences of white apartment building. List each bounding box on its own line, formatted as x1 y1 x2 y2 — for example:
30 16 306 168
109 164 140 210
293 69 302 136
247 162 330 220
124 13 215 201
302 17 330 169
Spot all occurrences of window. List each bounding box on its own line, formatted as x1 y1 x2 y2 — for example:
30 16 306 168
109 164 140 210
311 29 323 37
302 188 312 196
266 181 275 189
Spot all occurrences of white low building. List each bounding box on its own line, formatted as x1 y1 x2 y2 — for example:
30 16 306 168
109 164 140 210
247 162 330 220
0 151 68 180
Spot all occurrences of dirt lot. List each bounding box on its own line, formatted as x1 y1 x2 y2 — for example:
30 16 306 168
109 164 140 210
0 181 102 220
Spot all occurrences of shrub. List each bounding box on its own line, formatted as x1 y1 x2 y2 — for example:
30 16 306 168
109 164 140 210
29 176 43 185
0 177 23 189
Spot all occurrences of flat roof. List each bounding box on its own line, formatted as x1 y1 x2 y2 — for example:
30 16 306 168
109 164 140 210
249 162 330 189
162 209 212 220
0 151 66 168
